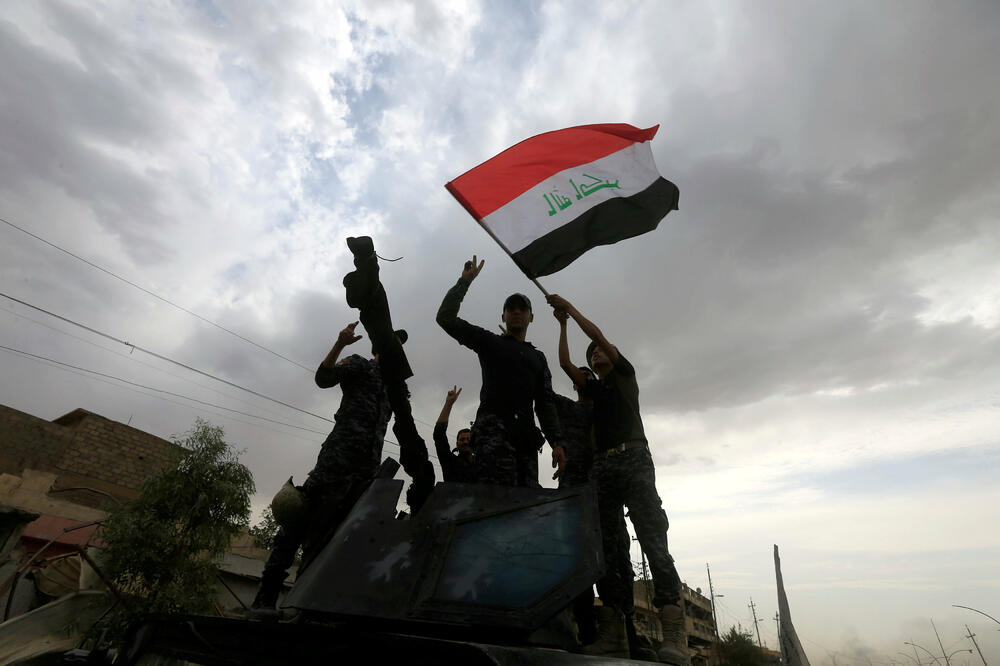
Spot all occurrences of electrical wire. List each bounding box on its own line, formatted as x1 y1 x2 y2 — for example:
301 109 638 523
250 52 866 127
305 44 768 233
1 215 313 371
0 304 319 429
0 291 333 423
0 345 321 444
0 340 442 465
0 217 441 429
0 345 329 435
2 295 444 448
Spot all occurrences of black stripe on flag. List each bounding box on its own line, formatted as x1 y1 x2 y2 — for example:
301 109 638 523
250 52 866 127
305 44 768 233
511 177 680 278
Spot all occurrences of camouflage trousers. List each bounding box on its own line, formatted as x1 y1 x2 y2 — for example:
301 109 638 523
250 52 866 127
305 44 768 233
569 489 634 641
592 446 680 609
260 475 368 591
470 413 540 487
261 432 377 589
559 459 634 632
557 440 593 490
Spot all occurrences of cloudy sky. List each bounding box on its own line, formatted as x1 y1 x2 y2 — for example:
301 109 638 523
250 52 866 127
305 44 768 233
2 0 999 662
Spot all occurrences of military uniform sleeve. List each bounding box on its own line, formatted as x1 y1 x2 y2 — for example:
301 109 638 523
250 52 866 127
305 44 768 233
534 357 564 448
315 354 365 389
436 278 493 352
433 421 454 476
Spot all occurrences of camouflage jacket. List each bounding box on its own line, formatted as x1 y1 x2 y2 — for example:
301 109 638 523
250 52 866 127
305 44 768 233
315 354 392 471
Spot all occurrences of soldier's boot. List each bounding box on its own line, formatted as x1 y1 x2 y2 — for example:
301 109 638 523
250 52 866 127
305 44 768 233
343 236 378 309
656 602 691 665
579 605 629 658
245 579 282 621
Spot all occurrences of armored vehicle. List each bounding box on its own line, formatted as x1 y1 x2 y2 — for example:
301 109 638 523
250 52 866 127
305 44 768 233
112 460 645 665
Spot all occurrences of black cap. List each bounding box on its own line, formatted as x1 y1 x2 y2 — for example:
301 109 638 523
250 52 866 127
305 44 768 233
585 341 618 368
394 329 408 345
503 293 532 312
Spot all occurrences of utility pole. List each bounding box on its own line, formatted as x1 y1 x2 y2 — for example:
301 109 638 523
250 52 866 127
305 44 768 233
931 619 951 666
749 597 763 648
773 611 780 645
634 537 658 641
966 625 988 666
706 563 722 638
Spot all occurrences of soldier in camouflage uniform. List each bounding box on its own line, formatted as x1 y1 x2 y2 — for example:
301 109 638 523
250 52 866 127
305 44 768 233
551 390 592 488
548 294 687 665
436 255 566 487
252 321 393 610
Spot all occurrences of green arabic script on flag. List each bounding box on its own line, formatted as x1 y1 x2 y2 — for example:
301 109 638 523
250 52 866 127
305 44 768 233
543 174 623 216
445 123 678 278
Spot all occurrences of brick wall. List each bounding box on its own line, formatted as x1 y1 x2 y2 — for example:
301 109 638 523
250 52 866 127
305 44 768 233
0 404 183 506
52 409 183 489
0 404 72 474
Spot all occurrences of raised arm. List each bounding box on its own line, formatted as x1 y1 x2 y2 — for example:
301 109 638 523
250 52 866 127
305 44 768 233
436 385 462 423
315 322 363 388
553 307 589 388
546 294 619 365
433 386 462 479
436 256 492 350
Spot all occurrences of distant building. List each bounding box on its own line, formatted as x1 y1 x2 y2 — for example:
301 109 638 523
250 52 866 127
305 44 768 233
683 582 722 664
623 577 721 664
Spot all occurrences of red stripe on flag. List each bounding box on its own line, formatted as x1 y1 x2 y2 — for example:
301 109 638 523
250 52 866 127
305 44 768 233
446 123 659 220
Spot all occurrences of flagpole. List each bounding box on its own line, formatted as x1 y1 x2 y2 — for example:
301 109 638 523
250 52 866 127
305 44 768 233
472 217 551 298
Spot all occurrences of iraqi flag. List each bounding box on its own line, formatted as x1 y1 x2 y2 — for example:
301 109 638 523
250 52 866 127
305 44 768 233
445 123 679 278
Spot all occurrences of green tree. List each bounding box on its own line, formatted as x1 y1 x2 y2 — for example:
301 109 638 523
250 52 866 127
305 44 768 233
719 625 768 666
98 419 254 640
248 506 279 550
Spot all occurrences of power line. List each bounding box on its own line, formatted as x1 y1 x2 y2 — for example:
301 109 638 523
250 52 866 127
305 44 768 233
0 344 321 444
1 342 440 468
0 294 450 467
3 301 444 439
0 291 333 423
0 304 319 428
0 218 442 430
0 215 313 371
0 345 330 435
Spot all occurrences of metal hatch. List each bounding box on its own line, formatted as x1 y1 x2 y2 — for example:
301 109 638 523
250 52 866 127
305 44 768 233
282 479 603 634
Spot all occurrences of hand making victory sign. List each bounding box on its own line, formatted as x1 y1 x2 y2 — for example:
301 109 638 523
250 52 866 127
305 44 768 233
461 255 485 282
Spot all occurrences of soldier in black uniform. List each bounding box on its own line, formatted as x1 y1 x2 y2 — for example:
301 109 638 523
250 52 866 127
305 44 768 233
436 256 566 487
552 308 640 655
548 294 688 665
433 385 477 483
252 321 394 610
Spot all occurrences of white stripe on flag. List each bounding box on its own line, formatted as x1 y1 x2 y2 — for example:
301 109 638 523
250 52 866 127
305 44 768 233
480 142 661 254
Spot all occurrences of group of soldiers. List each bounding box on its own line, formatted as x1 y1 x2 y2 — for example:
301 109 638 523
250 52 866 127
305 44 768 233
252 251 688 665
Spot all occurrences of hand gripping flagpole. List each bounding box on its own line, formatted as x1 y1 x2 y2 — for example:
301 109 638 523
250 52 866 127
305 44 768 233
444 169 551 297
471 217 551 298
